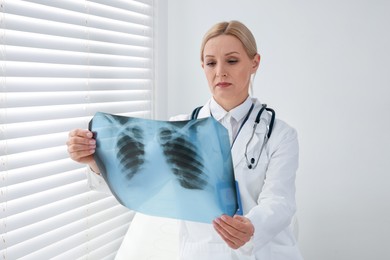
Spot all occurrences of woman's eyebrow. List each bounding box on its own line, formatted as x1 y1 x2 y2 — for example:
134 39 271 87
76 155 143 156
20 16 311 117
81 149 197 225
204 51 240 58
225 51 240 56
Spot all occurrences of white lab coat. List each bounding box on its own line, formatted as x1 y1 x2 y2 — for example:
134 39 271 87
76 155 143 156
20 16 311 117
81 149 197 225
87 97 303 260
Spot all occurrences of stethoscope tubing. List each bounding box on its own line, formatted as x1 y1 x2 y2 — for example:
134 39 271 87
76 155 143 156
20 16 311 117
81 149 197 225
191 103 275 170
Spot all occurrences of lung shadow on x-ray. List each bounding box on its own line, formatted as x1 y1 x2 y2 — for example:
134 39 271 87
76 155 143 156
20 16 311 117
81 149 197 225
116 126 145 180
158 126 208 190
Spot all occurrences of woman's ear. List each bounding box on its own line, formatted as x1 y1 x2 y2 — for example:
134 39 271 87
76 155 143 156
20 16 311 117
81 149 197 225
252 53 261 72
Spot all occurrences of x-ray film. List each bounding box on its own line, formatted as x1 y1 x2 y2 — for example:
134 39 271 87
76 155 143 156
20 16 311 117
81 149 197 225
88 112 237 223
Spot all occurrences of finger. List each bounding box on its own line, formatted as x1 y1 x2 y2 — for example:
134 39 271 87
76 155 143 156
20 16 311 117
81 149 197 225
214 215 254 246
219 215 248 235
69 129 93 138
233 215 254 236
221 215 253 236
213 220 241 249
214 218 245 241
67 136 96 146
233 215 246 222
67 143 96 154
69 148 95 161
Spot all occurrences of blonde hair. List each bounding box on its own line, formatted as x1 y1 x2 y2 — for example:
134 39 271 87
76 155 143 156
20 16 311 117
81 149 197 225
200 20 258 62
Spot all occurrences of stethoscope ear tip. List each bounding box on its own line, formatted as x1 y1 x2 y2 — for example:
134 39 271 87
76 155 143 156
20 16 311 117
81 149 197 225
247 164 252 169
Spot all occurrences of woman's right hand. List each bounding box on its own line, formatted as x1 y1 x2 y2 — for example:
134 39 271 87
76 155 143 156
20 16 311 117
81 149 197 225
66 129 100 173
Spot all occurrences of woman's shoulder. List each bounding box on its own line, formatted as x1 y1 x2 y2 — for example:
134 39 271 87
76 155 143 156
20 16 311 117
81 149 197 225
274 117 296 133
169 114 191 121
273 118 297 139
251 97 298 139
269 118 298 152
168 100 211 121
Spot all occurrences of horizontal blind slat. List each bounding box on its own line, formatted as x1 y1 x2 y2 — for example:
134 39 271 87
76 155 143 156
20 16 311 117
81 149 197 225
90 0 153 15
134 0 154 6
6 90 151 108
3 77 152 92
5 30 151 57
3 61 152 78
2 111 151 140
2 101 151 124
5 46 151 68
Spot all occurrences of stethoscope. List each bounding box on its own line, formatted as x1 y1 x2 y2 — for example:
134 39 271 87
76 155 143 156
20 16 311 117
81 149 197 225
191 103 275 170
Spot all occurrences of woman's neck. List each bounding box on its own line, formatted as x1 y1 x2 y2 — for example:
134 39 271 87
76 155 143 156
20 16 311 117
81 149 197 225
214 95 249 112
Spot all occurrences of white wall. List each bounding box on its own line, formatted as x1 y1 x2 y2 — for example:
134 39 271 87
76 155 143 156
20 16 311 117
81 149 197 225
166 0 390 259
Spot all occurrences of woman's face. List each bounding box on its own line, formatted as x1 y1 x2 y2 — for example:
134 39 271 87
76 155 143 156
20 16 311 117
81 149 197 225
202 35 260 110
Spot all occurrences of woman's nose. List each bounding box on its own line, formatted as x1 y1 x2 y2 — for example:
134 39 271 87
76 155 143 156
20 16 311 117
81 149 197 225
216 65 227 77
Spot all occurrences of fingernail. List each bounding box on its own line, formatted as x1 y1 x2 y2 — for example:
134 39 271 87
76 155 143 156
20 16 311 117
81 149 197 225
89 140 96 144
87 132 93 138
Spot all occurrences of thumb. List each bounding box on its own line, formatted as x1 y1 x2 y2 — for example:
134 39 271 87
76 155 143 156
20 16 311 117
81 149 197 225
233 215 247 222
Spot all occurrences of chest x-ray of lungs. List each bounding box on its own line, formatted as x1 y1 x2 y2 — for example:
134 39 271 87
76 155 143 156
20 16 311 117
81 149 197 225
88 112 238 223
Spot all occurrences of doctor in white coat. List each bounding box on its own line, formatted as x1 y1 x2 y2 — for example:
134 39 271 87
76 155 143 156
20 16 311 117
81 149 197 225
67 20 303 260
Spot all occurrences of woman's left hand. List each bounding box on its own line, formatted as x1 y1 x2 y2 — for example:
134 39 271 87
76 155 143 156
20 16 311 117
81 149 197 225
213 215 254 249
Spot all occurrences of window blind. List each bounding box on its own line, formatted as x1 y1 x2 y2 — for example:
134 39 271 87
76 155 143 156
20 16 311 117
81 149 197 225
0 0 154 259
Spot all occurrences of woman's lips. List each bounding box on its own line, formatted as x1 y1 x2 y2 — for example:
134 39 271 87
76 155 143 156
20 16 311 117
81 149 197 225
216 82 231 87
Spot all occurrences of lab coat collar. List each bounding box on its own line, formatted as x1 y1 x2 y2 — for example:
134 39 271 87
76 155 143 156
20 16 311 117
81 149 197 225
197 100 212 119
209 96 253 122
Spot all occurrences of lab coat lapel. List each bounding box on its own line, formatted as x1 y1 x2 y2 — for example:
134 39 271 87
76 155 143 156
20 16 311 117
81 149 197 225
196 101 211 119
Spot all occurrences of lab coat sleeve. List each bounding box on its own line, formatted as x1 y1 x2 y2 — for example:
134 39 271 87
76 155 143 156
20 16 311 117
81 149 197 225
85 166 112 194
246 122 299 250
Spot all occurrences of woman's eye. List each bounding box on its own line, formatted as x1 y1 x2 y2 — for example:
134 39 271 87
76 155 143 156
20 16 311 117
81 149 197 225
206 61 216 67
228 59 238 64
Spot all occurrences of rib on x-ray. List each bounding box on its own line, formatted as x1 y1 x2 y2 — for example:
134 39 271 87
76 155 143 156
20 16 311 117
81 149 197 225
89 112 237 223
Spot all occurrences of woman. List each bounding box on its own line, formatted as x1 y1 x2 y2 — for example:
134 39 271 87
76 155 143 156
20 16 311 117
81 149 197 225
67 20 303 260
